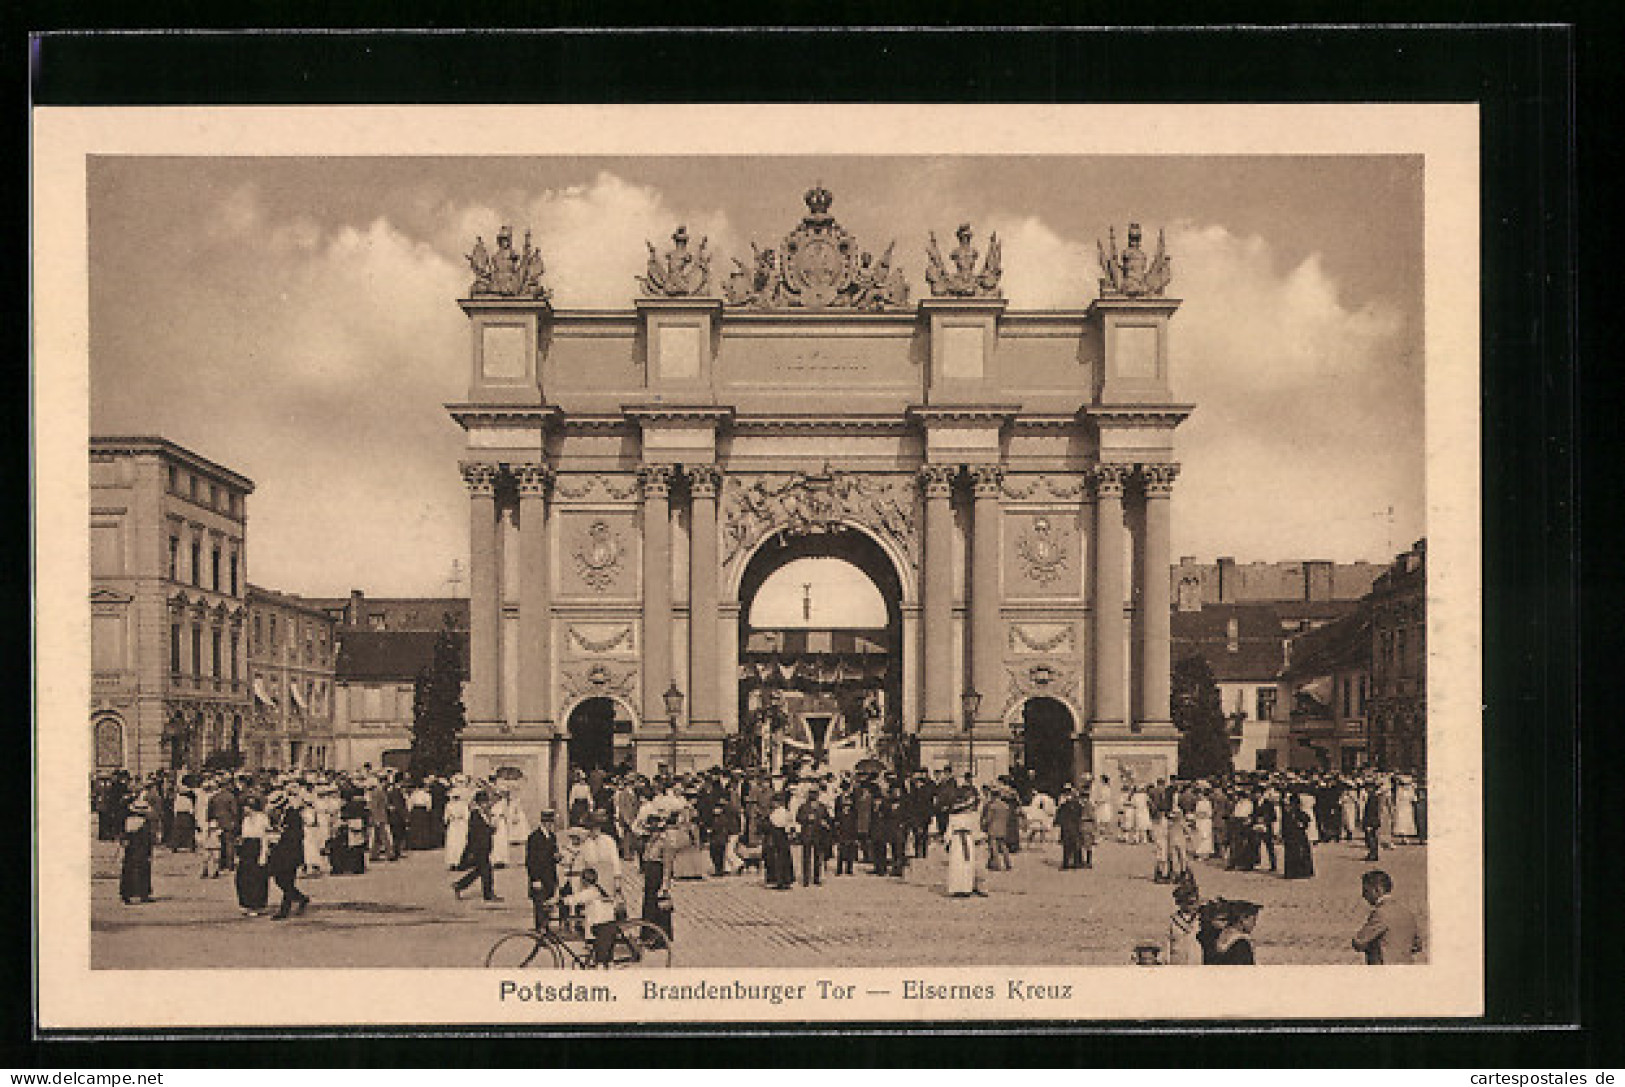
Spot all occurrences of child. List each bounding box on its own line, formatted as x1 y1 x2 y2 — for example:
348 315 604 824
1168 875 1203 965
568 867 619 966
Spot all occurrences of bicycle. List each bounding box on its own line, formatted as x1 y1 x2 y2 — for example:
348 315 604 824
485 915 673 969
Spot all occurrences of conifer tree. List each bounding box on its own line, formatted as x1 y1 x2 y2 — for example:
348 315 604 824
410 616 467 778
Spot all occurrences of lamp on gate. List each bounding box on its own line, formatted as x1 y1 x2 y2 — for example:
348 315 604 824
663 681 685 779
961 687 982 781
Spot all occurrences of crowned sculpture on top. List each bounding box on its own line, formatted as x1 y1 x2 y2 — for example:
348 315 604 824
1097 222 1172 298
638 225 712 297
723 185 909 311
467 225 550 300
925 222 1003 298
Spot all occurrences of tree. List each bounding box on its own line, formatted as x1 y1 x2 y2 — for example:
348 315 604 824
410 617 467 779
1172 653 1234 779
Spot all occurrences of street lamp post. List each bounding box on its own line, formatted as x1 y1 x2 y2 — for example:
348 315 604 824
961 687 982 783
663 681 685 779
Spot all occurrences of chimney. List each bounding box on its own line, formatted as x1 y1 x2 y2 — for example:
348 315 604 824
348 589 365 627
1217 557 1236 604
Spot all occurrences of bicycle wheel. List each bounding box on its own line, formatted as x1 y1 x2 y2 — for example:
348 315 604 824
605 920 673 968
484 930 564 969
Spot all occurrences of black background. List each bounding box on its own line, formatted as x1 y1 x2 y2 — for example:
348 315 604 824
13 20 1612 1069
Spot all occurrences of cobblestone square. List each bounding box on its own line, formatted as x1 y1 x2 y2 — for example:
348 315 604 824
92 830 1428 970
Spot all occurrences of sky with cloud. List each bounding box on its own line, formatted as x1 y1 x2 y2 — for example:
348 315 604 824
88 155 1424 597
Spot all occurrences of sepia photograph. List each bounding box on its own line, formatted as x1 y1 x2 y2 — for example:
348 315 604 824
34 103 1482 1026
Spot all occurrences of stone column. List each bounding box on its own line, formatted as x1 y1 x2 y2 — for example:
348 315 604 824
1090 463 1130 730
515 464 554 729
969 464 1004 729
687 466 721 731
640 465 675 733
1138 463 1179 728
919 464 958 731
462 461 501 724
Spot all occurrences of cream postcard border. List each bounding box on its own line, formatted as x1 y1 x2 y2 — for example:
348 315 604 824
32 103 1482 1027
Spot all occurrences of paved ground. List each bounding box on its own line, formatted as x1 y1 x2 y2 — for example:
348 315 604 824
91 827 1429 970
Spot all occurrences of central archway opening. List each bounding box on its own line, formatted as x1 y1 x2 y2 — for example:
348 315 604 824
737 530 904 775
1014 697 1076 798
566 697 621 777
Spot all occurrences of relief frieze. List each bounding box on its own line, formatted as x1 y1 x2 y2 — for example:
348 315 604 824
722 468 919 571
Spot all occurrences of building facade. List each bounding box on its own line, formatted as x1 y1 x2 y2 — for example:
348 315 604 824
1276 608 1372 772
245 585 337 770
311 592 469 772
1170 557 1380 772
1368 539 1427 773
450 190 1193 815
89 437 253 775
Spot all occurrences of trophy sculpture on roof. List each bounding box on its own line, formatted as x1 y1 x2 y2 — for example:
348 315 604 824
1097 222 1172 298
638 225 712 297
723 185 908 310
467 225 551 300
924 222 1003 298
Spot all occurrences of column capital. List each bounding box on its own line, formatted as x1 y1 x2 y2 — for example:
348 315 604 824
1138 461 1181 497
639 463 675 498
1090 462 1132 499
686 465 722 498
512 462 554 498
459 460 500 497
969 464 1004 498
917 463 957 498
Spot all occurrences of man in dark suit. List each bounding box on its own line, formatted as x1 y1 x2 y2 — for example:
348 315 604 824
1055 785 1086 870
525 808 561 930
384 777 409 859
206 778 240 873
1361 780 1384 861
796 790 832 886
452 792 500 901
1351 869 1423 963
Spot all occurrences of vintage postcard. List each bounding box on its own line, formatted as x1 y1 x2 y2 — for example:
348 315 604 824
33 103 1481 1027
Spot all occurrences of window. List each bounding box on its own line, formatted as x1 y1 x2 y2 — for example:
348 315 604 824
1256 687 1278 722
190 540 201 587
1226 617 1240 652
170 623 181 673
190 625 202 677
211 629 222 678
211 484 221 509
1255 749 1279 772
229 632 240 682
188 475 198 500
229 554 239 596
168 536 180 581
253 613 262 649
270 616 278 645
167 465 178 493
211 547 222 592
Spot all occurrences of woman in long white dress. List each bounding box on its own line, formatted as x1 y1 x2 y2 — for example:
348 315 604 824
944 799 985 897
443 789 469 870
1131 787 1153 845
1193 790 1215 858
1392 776 1419 841
302 791 326 876
1093 777 1116 840
490 791 512 869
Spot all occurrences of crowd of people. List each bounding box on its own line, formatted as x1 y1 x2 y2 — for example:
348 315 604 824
94 760 1426 965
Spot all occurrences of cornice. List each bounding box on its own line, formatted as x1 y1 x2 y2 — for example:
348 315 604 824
1082 404 1195 428
907 404 1022 425
446 404 561 430
622 405 735 426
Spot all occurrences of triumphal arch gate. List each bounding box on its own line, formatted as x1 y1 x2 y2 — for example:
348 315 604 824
449 189 1191 815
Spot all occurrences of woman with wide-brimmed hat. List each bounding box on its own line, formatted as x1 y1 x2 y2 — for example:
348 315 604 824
1207 900 1262 965
118 798 155 905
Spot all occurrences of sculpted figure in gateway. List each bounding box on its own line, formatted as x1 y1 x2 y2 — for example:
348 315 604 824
447 186 1190 820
